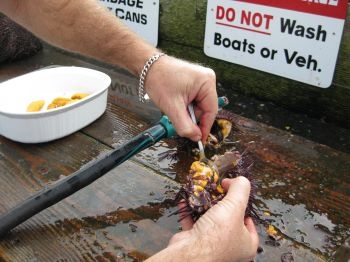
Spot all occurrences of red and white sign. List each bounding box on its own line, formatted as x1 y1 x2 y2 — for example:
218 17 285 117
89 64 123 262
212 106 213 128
204 0 348 88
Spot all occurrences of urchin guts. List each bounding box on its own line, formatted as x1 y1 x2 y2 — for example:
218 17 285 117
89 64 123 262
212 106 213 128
183 160 224 216
175 151 255 221
206 109 239 149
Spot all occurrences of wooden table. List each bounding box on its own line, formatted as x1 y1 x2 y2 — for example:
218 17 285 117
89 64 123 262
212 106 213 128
0 46 349 261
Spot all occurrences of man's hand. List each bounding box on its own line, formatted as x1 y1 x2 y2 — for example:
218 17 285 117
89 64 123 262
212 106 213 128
147 177 259 262
145 55 218 142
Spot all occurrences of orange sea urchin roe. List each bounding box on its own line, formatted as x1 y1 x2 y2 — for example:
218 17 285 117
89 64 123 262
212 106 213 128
216 119 233 140
47 93 90 110
71 92 89 99
26 92 90 112
26 100 45 112
190 160 225 195
190 161 221 193
47 97 73 109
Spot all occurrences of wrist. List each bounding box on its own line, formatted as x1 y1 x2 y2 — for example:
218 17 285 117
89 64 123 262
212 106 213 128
138 52 166 102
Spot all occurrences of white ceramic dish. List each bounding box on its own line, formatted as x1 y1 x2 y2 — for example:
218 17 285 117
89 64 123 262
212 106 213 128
0 66 111 143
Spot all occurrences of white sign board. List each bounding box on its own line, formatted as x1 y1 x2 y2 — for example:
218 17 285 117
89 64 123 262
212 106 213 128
204 0 348 88
99 0 159 46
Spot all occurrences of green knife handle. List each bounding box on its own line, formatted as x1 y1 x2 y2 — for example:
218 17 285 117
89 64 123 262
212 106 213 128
159 96 229 138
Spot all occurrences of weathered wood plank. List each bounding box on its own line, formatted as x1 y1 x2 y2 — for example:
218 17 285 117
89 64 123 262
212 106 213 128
0 52 180 260
150 112 349 261
225 116 350 261
0 133 110 208
0 132 179 261
81 101 178 177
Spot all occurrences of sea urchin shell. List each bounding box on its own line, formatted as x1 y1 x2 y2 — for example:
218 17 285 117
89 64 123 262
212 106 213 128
174 151 256 221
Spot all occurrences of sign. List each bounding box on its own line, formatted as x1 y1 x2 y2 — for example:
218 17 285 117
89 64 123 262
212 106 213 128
99 0 159 46
204 0 348 88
